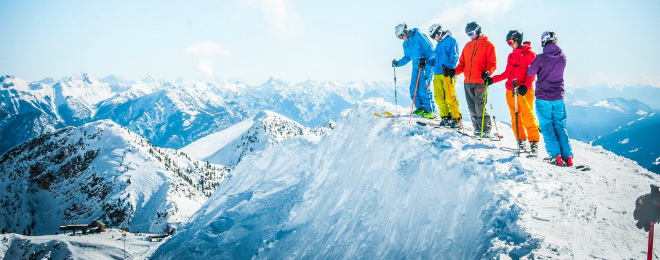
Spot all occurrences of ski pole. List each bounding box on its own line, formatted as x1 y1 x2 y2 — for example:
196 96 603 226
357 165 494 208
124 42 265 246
394 66 398 116
480 82 489 141
453 77 465 134
513 79 520 156
650 221 655 260
423 69 436 118
489 103 502 139
522 95 540 130
648 185 660 260
444 75 462 130
409 68 423 124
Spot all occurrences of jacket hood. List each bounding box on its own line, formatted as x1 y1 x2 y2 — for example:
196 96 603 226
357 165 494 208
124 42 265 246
409 28 419 37
474 35 489 42
514 41 532 54
440 30 453 40
543 43 563 57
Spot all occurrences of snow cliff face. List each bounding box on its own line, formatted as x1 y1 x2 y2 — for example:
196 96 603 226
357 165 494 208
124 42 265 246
0 120 229 235
181 110 327 168
0 74 392 155
152 99 659 260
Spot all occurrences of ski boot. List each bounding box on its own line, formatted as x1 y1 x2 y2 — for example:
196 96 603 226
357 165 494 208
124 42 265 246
448 117 459 128
544 155 563 166
413 108 424 115
437 116 448 126
422 111 435 119
529 141 539 155
565 155 573 167
481 131 491 139
517 139 526 151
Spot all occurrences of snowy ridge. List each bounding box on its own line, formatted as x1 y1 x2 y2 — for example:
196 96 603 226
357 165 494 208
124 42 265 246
0 120 229 235
152 99 658 260
181 110 325 168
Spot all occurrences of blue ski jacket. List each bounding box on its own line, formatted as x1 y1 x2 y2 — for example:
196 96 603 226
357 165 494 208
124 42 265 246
431 32 459 75
396 28 434 68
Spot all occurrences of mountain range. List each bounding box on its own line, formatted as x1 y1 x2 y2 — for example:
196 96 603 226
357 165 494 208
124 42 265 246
0 73 392 156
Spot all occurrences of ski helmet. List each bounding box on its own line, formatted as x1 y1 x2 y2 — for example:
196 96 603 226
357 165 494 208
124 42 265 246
465 21 481 37
541 31 556 47
429 24 443 39
395 23 409 39
506 30 523 46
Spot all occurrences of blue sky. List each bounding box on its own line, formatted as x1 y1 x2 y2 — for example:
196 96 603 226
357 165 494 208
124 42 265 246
1 0 659 88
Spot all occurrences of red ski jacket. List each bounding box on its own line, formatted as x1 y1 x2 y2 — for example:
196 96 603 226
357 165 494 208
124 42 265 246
493 41 536 90
455 35 497 84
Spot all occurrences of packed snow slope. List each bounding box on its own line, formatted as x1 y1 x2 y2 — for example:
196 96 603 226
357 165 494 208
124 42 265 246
152 99 660 260
0 230 163 260
0 120 229 235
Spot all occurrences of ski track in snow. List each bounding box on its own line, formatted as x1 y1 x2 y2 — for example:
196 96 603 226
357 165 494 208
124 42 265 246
149 98 659 260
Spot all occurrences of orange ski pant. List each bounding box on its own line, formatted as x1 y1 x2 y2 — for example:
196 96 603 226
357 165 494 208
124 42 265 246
507 88 540 142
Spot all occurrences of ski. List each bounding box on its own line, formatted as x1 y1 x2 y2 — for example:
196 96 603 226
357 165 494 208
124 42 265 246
374 113 396 118
500 147 530 154
469 134 502 141
574 165 591 171
416 121 470 136
538 157 591 171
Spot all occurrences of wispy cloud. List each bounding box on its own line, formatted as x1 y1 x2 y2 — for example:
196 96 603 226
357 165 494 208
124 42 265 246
184 41 231 77
427 0 517 33
249 0 304 37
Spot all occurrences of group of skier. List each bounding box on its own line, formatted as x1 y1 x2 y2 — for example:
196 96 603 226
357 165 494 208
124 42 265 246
392 21 573 166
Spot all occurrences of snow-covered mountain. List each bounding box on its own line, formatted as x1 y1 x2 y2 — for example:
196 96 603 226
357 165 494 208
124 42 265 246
180 110 331 168
0 74 393 155
566 84 660 110
592 112 660 174
151 99 659 259
566 98 656 142
564 98 660 173
0 120 229 235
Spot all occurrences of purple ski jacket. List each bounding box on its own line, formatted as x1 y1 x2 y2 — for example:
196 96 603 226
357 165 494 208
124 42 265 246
527 43 566 101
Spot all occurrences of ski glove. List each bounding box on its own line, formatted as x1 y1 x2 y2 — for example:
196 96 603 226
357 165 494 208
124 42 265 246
392 59 398 67
517 85 528 96
634 185 660 232
481 71 493 85
418 58 426 68
443 65 456 78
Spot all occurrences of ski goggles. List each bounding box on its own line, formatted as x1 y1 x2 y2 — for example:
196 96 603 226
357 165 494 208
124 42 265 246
466 30 478 38
507 39 515 46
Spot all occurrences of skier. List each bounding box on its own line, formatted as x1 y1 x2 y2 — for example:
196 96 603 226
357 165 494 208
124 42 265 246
527 31 573 166
392 23 436 119
429 23 461 128
492 30 540 153
455 21 496 137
